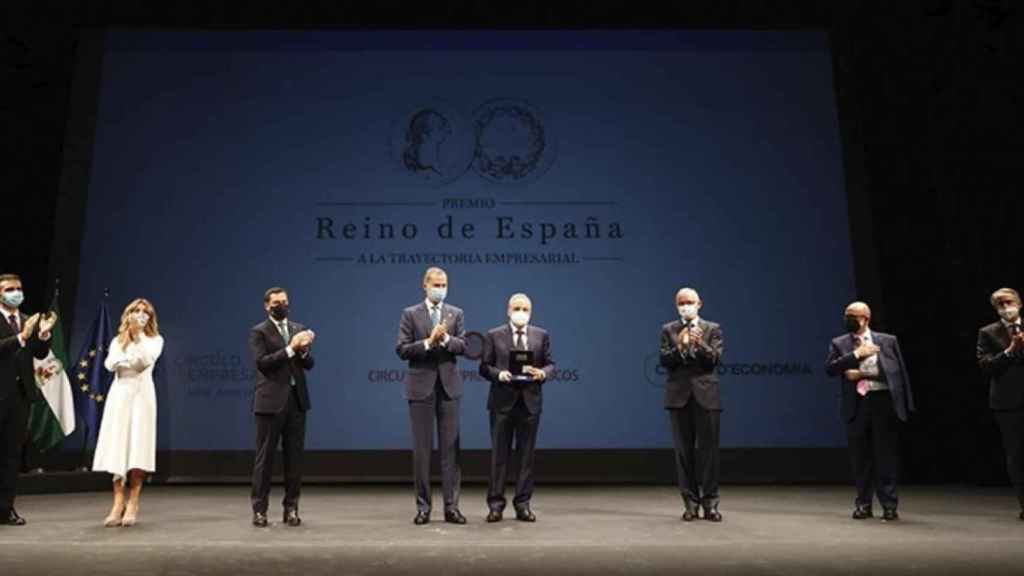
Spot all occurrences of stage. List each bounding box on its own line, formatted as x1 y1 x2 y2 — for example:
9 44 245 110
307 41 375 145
1 485 1022 575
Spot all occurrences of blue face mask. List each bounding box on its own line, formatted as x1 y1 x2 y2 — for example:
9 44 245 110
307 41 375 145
2 290 24 309
427 287 447 304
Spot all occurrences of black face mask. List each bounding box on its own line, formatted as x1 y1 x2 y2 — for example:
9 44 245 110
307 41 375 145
844 317 861 333
269 304 289 321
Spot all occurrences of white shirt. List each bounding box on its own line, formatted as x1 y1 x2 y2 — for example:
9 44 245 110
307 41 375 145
855 329 888 391
678 316 701 356
2 306 25 347
423 299 450 350
270 316 296 358
1003 317 1023 355
510 323 529 350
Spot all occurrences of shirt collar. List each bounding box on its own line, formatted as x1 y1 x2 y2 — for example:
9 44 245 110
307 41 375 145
425 299 442 310
510 322 529 334
1002 317 1022 328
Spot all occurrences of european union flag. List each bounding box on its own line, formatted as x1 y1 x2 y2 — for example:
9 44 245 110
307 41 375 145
72 298 115 446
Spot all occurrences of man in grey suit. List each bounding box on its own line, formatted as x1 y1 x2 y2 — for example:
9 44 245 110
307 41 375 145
659 287 724 522
826 301 914 522
479 293 555 523
976 287 1024 520
395 267 467 525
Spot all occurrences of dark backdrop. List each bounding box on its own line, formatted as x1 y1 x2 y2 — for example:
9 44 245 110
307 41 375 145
3 1 1021 484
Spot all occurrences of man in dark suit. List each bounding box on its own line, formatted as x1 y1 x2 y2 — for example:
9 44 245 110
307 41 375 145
0 274 53 526
826 301 914 521
976 287 1024 520
249 286 315 528
659 287 724 522
395 267 467 525
479 293 554 523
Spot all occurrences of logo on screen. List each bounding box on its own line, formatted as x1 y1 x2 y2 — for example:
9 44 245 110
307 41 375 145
472 98 557 185
389 100 475 186
388 98 556 187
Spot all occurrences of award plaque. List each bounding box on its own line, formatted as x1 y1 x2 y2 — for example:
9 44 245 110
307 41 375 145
509 350 534 382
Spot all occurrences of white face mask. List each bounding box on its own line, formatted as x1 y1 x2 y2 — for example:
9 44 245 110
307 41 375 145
132 312 150 328
427 287 447 304
1 290 24 309
678 304 698 321
999 306 1020 322
510 311 530 328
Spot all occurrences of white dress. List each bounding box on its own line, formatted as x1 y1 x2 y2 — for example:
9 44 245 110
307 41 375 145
92 334 164 479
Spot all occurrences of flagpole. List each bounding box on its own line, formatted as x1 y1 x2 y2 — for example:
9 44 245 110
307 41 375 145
74 278 90 471
75 287 111 472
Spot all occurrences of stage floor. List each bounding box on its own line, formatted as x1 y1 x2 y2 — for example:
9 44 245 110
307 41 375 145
1 485 1022 575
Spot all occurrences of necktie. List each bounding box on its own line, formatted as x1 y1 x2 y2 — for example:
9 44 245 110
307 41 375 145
515 330 525 351
277 321 296 387
1012 324 1022 358
430 305 441 327
7 314 19 335
854 335 870 396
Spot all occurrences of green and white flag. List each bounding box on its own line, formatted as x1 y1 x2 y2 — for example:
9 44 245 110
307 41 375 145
28 297 75 452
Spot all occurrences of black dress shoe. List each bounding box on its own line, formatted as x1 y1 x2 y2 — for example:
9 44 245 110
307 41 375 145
252 512 268 527
486 509 503 523
444 509 467 524
703 505 722 523
852 506 873 520
682 501 699 522
284 508 301 527
413 511 430 525
2 509 26 526
882 508 899 522
515 506 536 522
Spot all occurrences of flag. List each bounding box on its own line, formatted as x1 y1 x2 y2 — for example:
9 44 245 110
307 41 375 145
27 290 76 452
72 297 115 446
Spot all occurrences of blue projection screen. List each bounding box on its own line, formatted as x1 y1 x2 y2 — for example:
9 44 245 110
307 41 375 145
72 31 853 451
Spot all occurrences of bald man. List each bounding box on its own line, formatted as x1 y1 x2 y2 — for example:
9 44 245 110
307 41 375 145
659 287 724 522
826 302 914 521
478 293 554 522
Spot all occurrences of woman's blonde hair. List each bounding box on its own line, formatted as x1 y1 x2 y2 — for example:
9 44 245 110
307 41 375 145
116 298 160 346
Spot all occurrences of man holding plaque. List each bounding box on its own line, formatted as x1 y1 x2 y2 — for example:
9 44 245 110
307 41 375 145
479 293 555 523
395 267 467 525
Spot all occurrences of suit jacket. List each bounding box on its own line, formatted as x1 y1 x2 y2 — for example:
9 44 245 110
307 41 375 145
825 330 914 422
249 318 314 414
659 318 724 410
976 320 1024 411
395 301 466 401
478 324 555 415
0 311 50 404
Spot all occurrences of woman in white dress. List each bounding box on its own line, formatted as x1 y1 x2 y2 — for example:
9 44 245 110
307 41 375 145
92 298 163 527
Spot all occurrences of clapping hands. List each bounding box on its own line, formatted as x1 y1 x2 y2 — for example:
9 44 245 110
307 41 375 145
290 330 315 353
